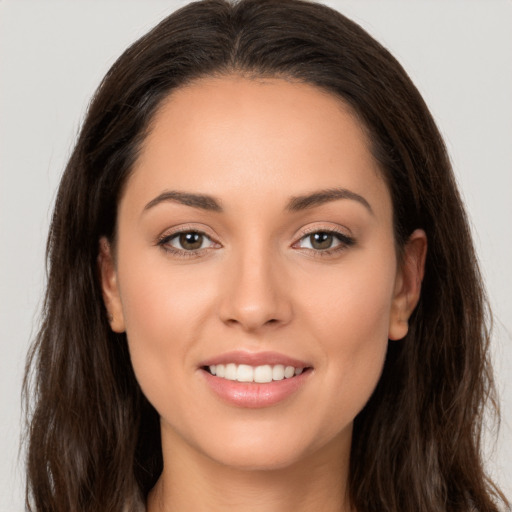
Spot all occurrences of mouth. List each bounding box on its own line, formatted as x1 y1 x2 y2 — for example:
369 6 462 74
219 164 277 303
198 351 313 407
202 363 311 383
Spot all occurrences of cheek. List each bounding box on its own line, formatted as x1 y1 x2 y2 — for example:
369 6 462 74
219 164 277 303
301 247 396 343
297 248 396 424
119 246 217 332
115 251 218 403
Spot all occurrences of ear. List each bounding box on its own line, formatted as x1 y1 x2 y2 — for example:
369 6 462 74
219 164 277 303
388 229 427 341
98 237 126 333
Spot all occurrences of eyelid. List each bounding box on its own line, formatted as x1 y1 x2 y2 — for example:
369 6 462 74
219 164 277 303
293 223 354 242
154 223 355 259
292 224 356 255
155 224 221 256
155 223 219 242
164 231 216 248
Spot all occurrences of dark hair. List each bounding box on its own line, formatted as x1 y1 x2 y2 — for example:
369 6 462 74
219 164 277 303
23 1 509 511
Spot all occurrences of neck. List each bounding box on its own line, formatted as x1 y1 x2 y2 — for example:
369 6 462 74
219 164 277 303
147 426 353 512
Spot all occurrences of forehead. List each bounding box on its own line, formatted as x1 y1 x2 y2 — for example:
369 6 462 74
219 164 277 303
123 75 391 219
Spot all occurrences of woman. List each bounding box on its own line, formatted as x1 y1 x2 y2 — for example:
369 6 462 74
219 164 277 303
23 0 510 511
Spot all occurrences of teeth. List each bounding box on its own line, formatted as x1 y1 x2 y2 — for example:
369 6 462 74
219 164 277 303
272 364 285 381
236 364 254 382
284 366 295 378
254 365 272 383
208 363 306 383
225 363 237 380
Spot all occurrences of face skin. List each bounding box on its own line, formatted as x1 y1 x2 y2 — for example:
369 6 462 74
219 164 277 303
100 76 426 511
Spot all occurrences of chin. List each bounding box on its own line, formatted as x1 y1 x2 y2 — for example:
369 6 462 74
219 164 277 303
189 419 351 473
204 443 308 472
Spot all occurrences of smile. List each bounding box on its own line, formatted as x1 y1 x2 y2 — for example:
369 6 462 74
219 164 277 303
206 363 305 383
199 351 313 408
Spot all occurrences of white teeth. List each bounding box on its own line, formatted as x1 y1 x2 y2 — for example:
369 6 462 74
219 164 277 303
284 366 295 378
272 364 285 381
225 363 237 380
208 363 306 383
254 365 272 383
236 364 254 382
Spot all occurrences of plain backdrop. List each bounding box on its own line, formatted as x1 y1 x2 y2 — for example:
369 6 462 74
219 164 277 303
0 1 510 510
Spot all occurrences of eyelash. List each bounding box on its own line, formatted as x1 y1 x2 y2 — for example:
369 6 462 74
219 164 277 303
157 229 218 259
293 228 356 258
156 228 356 259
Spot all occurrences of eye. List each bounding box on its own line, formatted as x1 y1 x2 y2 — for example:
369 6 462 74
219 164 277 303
159 230 217 253
295 230 355 252
172 232 207 251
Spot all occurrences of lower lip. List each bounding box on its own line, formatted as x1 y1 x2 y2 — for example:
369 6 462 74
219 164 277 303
200 368 311 408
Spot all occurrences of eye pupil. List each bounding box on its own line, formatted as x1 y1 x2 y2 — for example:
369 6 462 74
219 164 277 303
179 232 203 250
311 232 333 250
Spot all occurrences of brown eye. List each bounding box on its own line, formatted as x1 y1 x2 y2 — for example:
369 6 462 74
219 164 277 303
161 231 215 252
309 232 334 250
178 232 204 250
295 230 355 253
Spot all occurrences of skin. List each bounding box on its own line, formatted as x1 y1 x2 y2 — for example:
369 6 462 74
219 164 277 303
99 76 426 512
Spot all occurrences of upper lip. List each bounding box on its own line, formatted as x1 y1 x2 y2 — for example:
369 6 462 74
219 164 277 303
199 350 312 368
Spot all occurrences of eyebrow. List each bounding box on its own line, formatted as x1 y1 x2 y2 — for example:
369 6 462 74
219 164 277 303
286 187 373 215
143 190 223 213
142 187 373 216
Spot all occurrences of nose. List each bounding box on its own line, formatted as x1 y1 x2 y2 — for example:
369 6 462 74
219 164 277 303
218 246 293 332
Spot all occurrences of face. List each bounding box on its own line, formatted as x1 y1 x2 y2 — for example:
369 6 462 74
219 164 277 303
100 76 425 471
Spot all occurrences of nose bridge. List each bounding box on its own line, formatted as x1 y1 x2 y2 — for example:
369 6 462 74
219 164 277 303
219 233 292 331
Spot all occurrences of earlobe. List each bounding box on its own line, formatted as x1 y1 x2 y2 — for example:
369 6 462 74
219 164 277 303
388 229 427 341
98 237 126 333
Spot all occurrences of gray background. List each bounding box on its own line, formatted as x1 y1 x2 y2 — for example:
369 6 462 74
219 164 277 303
1 1 510 510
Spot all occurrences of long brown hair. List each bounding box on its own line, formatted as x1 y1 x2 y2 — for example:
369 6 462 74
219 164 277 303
23 1 509 510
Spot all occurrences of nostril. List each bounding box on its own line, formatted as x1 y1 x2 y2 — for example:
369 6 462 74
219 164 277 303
222 315 281 330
